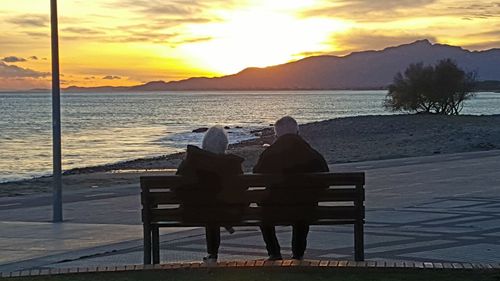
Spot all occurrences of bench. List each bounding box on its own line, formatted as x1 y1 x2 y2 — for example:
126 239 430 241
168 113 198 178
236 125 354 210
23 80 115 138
141 172 365 264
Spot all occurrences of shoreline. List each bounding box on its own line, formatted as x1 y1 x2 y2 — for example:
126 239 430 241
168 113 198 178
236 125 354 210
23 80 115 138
1 114 500 197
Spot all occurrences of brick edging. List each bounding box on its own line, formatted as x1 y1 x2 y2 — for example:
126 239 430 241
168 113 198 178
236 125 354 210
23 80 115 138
1 260 499 278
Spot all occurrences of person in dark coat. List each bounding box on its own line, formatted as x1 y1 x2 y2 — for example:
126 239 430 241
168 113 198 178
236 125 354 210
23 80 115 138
253 116 329 260
176 125 244 263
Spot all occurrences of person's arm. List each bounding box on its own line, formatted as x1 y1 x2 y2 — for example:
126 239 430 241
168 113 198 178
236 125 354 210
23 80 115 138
176 160 186 175
311 151 329 172
319 156 329 172
253 152 266 173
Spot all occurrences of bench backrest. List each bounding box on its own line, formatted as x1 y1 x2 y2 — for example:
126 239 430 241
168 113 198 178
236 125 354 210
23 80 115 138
141 172 365 226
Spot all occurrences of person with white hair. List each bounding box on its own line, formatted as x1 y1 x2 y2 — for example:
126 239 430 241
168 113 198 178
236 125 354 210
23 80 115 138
176 125 244 263
254 116 329 261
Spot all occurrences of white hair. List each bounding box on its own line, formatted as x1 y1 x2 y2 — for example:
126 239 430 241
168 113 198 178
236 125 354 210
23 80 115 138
274 116 299 137
202 125 229 154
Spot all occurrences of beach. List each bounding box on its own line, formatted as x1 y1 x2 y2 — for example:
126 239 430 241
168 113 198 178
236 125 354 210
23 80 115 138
1 114 500 197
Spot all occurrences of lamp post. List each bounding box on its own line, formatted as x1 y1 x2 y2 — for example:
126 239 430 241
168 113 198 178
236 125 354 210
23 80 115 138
51 0 63 222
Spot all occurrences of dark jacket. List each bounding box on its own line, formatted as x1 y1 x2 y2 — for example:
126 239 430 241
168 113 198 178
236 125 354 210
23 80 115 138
253 134 329 214
253 134 329 174
176 145 245 222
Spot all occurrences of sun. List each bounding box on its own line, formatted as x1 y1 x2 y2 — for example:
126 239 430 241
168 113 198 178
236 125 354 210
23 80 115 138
177 6 351 75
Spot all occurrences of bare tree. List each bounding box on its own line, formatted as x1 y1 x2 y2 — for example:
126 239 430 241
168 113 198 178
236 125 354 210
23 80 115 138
384 59 476 115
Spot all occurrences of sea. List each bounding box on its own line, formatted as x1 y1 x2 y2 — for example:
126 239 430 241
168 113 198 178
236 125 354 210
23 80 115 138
1 90 500 183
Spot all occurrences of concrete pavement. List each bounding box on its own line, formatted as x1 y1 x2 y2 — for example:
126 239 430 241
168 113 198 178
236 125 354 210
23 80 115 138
1 150 499 273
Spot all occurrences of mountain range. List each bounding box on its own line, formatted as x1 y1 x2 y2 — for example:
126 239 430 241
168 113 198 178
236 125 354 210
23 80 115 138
64 39 500 92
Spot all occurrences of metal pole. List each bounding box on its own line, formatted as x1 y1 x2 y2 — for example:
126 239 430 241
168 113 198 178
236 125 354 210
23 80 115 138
51 0 63 222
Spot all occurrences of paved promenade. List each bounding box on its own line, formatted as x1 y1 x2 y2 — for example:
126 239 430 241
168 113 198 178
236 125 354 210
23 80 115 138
1 150 499 273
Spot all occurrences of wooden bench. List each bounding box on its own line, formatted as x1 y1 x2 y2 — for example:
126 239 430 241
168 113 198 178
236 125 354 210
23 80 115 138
141 172 365 264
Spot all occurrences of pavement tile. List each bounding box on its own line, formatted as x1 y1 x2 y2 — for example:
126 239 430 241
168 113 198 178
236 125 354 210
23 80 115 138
319 260 329 267
433 263 443 269
414 262 424 268
443 263 453 269
452 263 464 269
310 260 321 266
283 260 293 267
255 260 265 266
329 261 340 267
490 263 500 269
462 263 473 269
273 260 284 266
424 262 434 268
190 263 202 268
245 260 256 267
169 264 182 269
115 266 126 271
263 260 274 267
338 261 348 267
29 269 41 276
366 261 376 267
405 262 414 268
300 261 312 266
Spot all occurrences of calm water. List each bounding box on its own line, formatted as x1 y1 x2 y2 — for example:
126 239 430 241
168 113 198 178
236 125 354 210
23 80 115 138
1 90 499 183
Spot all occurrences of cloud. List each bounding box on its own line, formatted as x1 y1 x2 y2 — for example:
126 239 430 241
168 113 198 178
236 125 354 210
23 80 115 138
302 0 500 22
25 32 49 38
8 14 48 27
302 0 436 21
0 62 49 78
462 40 500 50
2 56 26 63
63 27 105 35
28 56 39 60
102 75 121 80
113 0 237 16
446 2 500 19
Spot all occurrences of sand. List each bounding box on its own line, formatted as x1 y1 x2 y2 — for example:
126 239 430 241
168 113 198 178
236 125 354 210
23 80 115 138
1 114 500 197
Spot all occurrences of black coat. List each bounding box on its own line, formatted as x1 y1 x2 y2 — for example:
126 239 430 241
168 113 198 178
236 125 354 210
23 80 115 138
253 134 329 213
176 145 245 222
253 134 329 174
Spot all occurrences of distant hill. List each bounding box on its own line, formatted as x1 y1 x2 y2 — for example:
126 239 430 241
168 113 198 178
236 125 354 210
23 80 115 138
476 80 500 92
63 39 500 92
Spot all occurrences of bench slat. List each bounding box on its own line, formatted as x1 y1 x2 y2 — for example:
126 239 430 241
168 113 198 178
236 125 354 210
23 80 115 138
140 172 365 190
149 205 361 223
146 188 363 205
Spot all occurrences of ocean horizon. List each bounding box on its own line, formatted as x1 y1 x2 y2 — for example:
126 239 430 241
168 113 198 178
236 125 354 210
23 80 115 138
1 90 500 183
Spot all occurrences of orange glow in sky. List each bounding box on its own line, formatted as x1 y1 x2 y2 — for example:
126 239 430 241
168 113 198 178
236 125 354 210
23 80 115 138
0 0 499 90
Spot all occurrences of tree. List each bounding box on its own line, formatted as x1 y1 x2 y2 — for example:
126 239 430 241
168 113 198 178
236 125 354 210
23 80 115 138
384 59 476 115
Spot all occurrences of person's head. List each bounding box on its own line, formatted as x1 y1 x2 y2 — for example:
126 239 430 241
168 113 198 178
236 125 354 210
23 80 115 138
274 116 299 138
202 125 229 154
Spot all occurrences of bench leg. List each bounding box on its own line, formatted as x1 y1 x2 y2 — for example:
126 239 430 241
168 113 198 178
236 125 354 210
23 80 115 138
143 224 152 264
354 220 364 261
152 225 160 264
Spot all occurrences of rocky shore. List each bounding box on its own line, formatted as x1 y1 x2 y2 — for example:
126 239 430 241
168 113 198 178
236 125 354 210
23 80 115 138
2 114 500 196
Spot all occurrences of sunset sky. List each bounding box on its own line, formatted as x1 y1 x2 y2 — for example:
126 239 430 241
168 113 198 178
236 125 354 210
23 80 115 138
1 0 499 90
